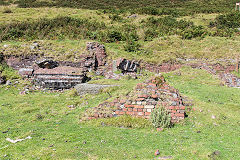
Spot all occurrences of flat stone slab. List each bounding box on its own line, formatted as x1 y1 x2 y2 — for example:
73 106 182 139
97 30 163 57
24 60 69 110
74 83 117 95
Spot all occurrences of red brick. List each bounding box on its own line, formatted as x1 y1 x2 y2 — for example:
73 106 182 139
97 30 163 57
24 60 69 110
115 111 120 114
135 105 144 109
128 108 133 111
169 106 175 109
126 111 134 115
180 106 185 109
88 117 95 120
171 110 177 113
171 113 175 117
124 104 134 108
138 94 148 98
152 94 158 98
138 112 144 116
123 108 127 111
133 108 138 112
145 112 151 116
175 113 184 117
120 99 126 104
118 111 125 115
134 112 138 115
138 109 143 112
136 98 145 101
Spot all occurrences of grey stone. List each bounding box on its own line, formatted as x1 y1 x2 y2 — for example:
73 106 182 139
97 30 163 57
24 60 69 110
5 80 11 85
3 44 8 48
74 83 117 95
127 14 137 18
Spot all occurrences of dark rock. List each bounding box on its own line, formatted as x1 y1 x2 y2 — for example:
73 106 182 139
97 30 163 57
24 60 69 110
0 53 4 63
36 59 59 69
49 144 54 147
118 59 139 72
0 75 6 84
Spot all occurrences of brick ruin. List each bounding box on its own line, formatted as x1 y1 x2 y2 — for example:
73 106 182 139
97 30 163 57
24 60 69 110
85 76 187 123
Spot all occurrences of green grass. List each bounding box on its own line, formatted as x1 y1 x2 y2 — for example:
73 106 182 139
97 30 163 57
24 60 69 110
0 67 239 159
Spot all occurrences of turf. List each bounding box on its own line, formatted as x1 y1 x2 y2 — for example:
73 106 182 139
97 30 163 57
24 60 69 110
0 67 239 159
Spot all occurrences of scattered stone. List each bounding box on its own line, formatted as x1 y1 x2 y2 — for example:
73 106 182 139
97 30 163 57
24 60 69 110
74 83 117 95
197 131 201 133
3 44 8 48
127 14 137 18
42 138 45 140
53 149 56 151
49 144 54 147
155 149 160 156
67 105 76 110
83 141 87 144
29 42 39 50
211 115 216 119
5 80 11 86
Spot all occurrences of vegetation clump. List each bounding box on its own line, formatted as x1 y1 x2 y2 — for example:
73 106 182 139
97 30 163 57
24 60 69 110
150 106 171 128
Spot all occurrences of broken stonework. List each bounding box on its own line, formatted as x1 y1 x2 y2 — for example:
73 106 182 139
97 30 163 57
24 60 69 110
117 59 139 72
86 42 107 67
74 83 117 95
36 59 59 69
33 66 87 89
85 76 188 123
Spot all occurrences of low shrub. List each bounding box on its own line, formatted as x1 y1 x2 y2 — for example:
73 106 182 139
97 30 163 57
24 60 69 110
181 26 208 40
0 63 20 80
150 106 171 128
210 12 240 29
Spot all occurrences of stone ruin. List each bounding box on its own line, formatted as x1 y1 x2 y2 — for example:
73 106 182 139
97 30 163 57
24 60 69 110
85 76 188 123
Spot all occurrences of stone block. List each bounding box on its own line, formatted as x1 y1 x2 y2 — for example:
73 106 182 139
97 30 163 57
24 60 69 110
144 105 155 109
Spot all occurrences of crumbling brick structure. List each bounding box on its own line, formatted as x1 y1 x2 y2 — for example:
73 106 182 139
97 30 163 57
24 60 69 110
86 76 187 123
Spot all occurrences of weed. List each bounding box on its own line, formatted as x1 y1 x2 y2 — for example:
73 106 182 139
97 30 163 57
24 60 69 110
150 106 171 128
